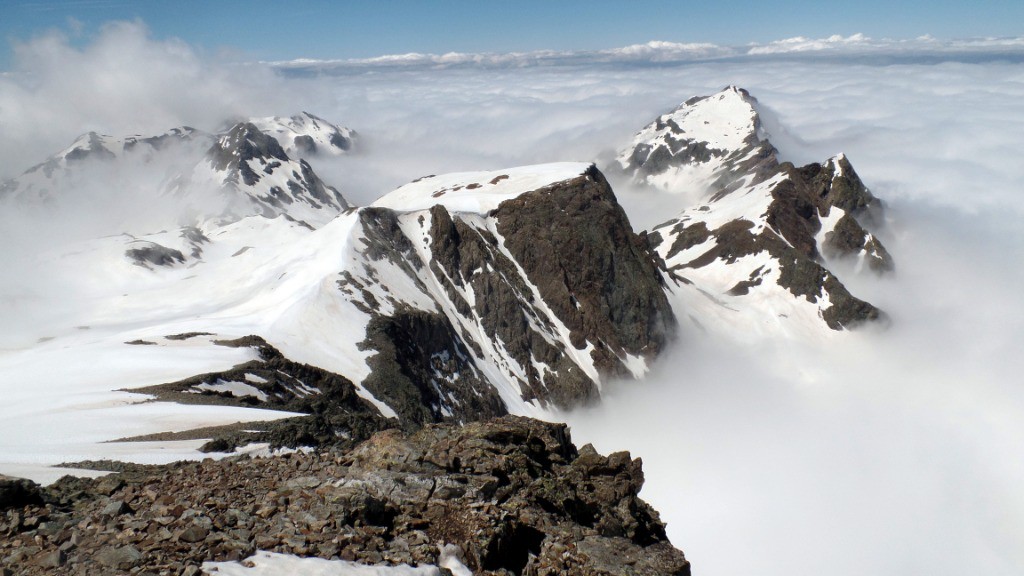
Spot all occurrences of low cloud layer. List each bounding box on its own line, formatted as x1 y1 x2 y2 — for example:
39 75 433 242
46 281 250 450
267 34 1024 72
3 22 1024 575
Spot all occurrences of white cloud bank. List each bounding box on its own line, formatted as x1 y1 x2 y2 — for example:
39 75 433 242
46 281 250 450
267 33 1024 72
0 21 292 178
3 22 1024 576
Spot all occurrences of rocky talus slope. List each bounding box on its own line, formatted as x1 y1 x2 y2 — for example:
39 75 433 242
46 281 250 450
0 417 689 576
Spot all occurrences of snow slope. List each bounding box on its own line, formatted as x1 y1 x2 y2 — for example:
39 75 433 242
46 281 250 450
374 162 592 213
617 86 776 204
250 111 356 157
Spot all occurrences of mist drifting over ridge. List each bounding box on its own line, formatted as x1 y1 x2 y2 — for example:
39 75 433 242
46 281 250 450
3 21 1024 575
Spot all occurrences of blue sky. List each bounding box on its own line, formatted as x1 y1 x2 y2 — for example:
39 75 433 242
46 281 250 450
2 0 1023 69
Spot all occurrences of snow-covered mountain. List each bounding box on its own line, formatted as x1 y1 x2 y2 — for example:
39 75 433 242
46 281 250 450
0 119 675 479
618 86 777 202
0 127 204 204
0 88 894 481
122 162 671 416
1 112 357 229
167 120 351 227
617 86 892 340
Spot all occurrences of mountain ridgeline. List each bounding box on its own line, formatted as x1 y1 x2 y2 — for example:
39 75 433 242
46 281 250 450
0 87 894 446
0 86 896 575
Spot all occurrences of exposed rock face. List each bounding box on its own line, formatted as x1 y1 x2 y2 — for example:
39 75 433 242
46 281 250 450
421 204 603 409
124 242 186 269
619 86 893 333
0 417 689 576
494 166 675 375
359 307 508 426
348 163 675 416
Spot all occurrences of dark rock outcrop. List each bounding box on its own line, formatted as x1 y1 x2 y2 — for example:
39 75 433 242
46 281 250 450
360 307 508 426
1 417 689 576
130 336 391 450
0 476 43 510
347 165 675 417
124 242 186 268
494 166 675 375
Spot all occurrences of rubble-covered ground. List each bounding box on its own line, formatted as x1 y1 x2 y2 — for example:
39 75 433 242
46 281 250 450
0 416 689 576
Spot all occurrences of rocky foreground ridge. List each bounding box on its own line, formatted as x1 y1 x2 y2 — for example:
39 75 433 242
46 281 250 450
0 417 689 576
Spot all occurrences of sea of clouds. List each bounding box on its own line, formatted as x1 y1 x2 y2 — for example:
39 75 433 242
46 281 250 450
2 21 1024 576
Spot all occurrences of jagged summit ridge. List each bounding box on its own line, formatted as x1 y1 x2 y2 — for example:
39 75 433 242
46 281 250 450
0 127 203 203
619 86 893 335
176 120 351 226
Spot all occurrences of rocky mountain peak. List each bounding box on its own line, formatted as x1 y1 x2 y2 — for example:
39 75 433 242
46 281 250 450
338 162 676 419
61 132 118 163
208 122 290 174
172 119 351 227
623 87 894 336
618 85 779 199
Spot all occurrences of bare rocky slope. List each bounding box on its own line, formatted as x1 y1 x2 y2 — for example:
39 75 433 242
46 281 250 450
0 417 690 576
